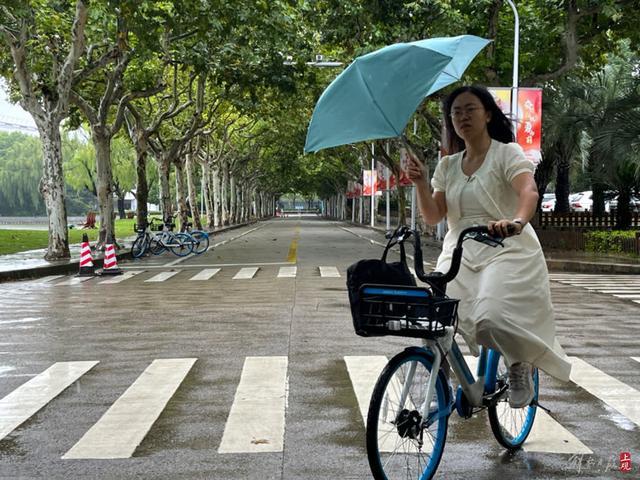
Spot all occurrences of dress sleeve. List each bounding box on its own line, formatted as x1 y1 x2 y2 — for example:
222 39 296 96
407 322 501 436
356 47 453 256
431 156 448 192
503 142 534 183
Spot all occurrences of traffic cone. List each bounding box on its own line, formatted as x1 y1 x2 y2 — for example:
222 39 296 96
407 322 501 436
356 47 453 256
78 234 96 276
101 235 123 275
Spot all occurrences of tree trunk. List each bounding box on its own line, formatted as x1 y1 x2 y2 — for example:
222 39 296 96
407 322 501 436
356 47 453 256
93 131 115 245
116 192 126 219
397 187 407 225
175 161 189 230
185 154 202 230
230 175 237 224
39 124 71 260
159 158 172 221
221 160 229 225
555 158 571 213
134 143 149 229
617 188 632 230
202 162 215 229
212 165 221 227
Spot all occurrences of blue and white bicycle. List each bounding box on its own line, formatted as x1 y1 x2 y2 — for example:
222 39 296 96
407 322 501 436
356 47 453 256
353 226 540 480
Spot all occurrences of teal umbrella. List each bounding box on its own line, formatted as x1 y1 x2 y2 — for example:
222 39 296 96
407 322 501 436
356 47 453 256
304 35 491 153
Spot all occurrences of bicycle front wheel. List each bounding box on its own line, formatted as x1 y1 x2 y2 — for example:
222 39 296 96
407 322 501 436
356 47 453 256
366 349 449 480
169 233 194 256
487 351 538 451
131 235 148 258
190 230 209 254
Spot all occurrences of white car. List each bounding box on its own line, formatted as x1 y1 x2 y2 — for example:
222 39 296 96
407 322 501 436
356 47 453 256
570 191 593 212
541 193 556 212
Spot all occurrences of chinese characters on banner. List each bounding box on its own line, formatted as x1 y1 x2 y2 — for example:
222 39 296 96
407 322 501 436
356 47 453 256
516 88 542 165
362 170 377 196
487 87 542 165
346 181 363 199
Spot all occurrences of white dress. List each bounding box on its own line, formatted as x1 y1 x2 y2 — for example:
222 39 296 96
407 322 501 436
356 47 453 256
431 139 571 382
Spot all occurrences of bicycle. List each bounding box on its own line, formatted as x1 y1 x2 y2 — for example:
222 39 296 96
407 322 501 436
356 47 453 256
130 219 163 258
352 225 542 480
180 221 210 255
148 216 194 257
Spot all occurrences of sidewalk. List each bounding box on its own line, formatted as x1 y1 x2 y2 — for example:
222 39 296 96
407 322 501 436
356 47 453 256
343 220 640 274
0 221 255 283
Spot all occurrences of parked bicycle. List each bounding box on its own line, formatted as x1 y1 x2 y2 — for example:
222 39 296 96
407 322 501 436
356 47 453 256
350 225 541 480
180 221 210 255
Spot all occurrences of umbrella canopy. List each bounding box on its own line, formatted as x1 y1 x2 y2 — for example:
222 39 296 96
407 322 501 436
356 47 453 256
304 35 491 153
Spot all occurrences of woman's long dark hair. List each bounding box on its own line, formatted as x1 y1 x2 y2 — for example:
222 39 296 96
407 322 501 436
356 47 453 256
442 85 514 154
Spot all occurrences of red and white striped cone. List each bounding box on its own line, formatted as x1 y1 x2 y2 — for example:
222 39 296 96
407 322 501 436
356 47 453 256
101 236 123 275
78 234 96 276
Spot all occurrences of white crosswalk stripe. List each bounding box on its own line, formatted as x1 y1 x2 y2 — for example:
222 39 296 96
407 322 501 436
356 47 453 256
277 266 297 278
233 267 260 279
464 356 592 454
0 361 98 441
218 356 288 453
549 273 640 303
568 356 640 429
63 358 197 459
319 266 340 277
144 271 180 282
189 268 221 281
98 271 143 284
56 276 94 286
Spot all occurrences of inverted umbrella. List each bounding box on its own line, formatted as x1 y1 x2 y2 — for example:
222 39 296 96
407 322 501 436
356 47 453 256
304 35 491 153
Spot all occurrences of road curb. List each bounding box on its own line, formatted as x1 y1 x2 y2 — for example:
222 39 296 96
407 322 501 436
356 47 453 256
0 220 260 283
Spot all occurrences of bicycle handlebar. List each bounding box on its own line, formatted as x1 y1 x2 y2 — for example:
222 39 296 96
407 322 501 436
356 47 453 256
387 225 510 294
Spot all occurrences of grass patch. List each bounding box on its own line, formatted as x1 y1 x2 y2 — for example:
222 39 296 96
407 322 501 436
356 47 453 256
0 219 137 256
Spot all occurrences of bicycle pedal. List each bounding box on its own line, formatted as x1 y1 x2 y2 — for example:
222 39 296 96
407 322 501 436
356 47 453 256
531 399 551 413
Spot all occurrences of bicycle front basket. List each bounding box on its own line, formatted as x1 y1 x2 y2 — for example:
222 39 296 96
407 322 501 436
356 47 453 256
353 284 458 339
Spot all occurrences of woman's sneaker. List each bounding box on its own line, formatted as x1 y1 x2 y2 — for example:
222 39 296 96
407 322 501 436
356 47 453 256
508 362 534 408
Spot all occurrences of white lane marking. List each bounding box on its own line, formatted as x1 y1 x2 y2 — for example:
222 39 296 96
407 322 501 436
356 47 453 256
98 271 143 284
0 361 99 441
631 357 640 363
121 262 294 269
344 356 388 426
319 266 340 278
62 358 197 459
233 267 259 280
218 356 288 453
409 267 417 277
144 271 180 283
465 355 592 454
189 268 221 281
29 275 65 284
569 356 640 428
277 266 297 278
612 294 640 299
55 276 94 286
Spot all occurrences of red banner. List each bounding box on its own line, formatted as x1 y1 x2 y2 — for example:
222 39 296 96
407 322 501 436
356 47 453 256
516 88 542 165
362 170 377 196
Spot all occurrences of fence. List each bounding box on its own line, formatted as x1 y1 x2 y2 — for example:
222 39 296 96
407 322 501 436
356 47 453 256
535 227 640 254
536 211 640 228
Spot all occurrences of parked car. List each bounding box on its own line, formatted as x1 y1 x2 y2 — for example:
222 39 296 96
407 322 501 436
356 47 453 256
541 193 556 212
570 191 593 212
606 195 640 213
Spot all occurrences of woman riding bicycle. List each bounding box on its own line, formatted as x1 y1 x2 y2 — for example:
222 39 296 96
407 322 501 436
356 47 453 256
405 85 571 408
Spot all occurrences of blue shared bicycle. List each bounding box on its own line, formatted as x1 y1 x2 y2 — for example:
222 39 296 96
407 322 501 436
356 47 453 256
353 226 540 480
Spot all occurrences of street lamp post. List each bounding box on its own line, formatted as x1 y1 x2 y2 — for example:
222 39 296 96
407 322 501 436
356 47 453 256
506 0 520 133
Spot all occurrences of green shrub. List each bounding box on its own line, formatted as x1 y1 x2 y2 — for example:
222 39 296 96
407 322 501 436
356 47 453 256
585 230 637 254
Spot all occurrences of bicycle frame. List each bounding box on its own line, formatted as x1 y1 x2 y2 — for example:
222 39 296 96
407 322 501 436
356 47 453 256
402 329 502 425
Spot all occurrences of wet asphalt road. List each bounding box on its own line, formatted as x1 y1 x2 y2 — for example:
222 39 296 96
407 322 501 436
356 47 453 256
0 217 639 480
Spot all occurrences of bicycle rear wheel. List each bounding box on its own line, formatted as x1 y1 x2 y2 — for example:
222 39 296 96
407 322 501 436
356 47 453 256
487 351 538 450
149 236 164 255
366 349 450 480
190 230 209 254
131 235 148 258
169 233 194 256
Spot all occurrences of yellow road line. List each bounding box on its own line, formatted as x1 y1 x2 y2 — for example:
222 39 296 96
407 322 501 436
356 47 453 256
287 227 300 263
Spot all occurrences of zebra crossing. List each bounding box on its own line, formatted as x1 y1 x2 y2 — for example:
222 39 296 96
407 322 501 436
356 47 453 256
549 273 640 304
0 353 638 460
27 265 355 286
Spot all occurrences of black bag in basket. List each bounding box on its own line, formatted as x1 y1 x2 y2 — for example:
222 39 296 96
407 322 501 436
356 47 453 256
346 234 416 336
